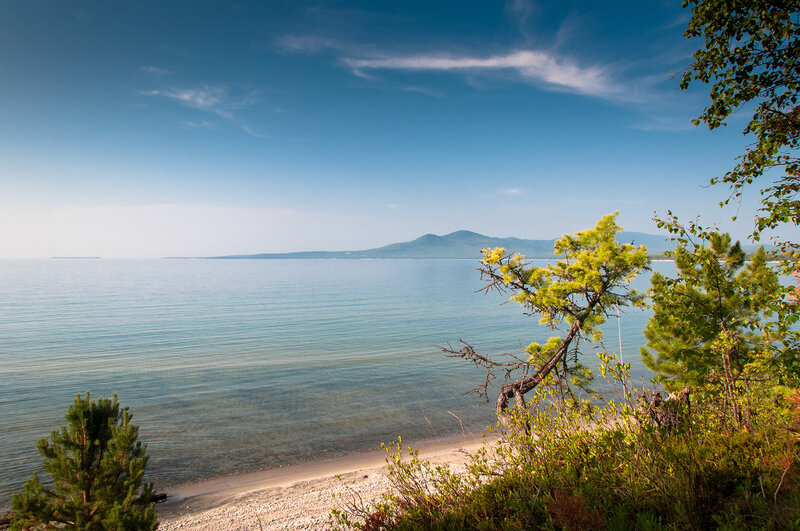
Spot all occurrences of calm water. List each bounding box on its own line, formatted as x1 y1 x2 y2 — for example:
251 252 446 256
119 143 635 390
0 259 670 508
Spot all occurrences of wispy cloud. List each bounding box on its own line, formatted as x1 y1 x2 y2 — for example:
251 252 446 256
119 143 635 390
505 0 535 41
343 49 619 99
140 84 263 136
276 22 667 103
276 34 348 54
142 86 227 112
505 0 534 24
181 120 216 130
399 85 444 98
276 29 624 99
240 124 269 138
140 65 173 74
501 188 523 195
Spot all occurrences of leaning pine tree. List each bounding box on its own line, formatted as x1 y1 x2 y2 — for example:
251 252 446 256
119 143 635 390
442 212 650 424
11 392 157 531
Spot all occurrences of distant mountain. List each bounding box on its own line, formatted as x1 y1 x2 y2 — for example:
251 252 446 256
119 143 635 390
199 230 673 260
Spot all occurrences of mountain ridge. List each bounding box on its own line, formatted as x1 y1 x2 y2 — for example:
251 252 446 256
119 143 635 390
182 230 673 260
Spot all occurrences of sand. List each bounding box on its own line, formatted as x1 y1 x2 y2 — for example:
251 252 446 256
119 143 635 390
156 434 488 530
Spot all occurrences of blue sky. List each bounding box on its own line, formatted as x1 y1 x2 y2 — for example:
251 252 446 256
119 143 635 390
0 0 772 258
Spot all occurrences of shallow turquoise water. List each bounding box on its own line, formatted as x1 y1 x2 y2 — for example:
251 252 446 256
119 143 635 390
0 259 669 508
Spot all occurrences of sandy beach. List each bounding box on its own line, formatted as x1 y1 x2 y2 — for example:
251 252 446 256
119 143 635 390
156 434 489 530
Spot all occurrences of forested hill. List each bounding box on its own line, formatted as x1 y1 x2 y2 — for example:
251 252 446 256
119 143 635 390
198 230 672 259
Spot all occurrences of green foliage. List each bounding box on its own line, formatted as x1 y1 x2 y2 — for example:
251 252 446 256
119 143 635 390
330 355 800 530
331 209 800 529
447 212 649 418
483 212 649 335
641 228 784 389
643 216 800 427
11 392 157 531
680 0 800 257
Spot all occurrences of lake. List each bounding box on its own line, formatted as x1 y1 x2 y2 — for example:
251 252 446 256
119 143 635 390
0 258 670 509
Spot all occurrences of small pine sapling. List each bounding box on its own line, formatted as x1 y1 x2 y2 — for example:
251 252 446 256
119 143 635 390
11 392 157 531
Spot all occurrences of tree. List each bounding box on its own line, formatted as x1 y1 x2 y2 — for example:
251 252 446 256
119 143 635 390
640 220 789 424
11 392 157 531
442 213 650 422
680 0 800 259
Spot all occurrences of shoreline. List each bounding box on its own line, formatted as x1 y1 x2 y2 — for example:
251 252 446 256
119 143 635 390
157 432 490 530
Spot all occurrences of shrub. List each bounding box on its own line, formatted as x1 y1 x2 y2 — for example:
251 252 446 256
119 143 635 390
330 355 800 530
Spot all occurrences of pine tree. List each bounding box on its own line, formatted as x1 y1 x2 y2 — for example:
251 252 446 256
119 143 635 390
442 212 650 422
640 227 791 425
642 232 783 387
11 392 157 531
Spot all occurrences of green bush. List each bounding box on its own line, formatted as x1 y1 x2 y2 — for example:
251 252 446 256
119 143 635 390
330 355 800 530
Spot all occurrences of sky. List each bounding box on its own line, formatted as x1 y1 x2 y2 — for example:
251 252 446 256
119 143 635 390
0 0 780 258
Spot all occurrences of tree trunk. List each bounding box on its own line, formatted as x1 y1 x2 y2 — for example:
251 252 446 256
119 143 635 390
495 319 583 420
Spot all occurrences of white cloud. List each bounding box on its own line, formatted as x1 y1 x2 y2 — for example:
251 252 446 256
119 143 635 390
140 65 173 74
501 188 522 195
144 86 226 110
276 34 346 53
240 125 269 138
276 31 623 99
400 85 444 98
181 120 216 130
343 50 618 98
505 0 533 22
505 0 535 38
140 85 262 134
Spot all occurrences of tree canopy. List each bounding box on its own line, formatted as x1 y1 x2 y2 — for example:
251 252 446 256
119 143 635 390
680 0 800 256
443 213 649 420
641 230 785 401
